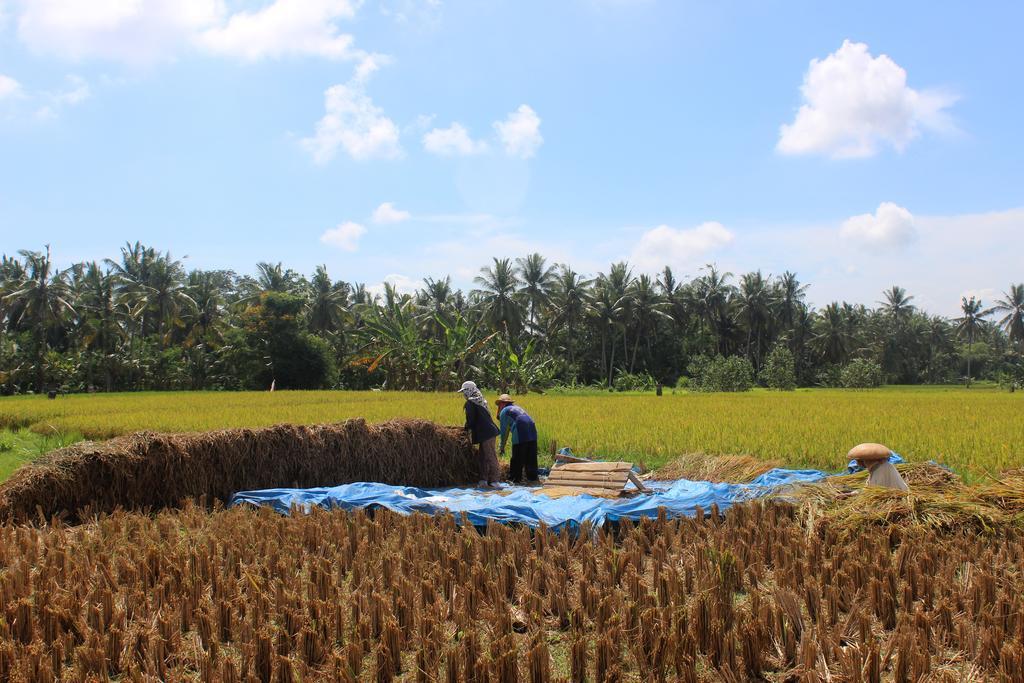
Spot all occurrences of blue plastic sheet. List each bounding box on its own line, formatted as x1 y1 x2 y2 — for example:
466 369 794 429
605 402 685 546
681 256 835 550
229 458 893 531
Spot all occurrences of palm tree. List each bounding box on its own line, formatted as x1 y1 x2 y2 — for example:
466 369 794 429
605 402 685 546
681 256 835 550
105 241 157 338
0 255 28 332
598 260 630 368
811 303 851 365
776 271 808 334
993 284 1024 352
736 271 777 369
587 280 628 387
956 296 993 385
416 276 455 339
515 253 556 335
549 265 591 369
691 265 733 354
2 247 75 391
307 265 349 335
473 258 523 336
880 286 915 325
144 254 196 346
627 274 671 373
77 262 128 391
184 270 233 344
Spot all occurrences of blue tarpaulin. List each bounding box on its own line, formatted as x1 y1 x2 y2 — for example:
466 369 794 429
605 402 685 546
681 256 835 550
230 454 903 531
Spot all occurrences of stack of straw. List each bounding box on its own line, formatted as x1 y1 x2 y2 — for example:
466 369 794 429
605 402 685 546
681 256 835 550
0 418 476 522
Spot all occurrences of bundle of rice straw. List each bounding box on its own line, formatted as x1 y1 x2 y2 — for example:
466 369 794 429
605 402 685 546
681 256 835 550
783 462 1024 536
652 452 782 483
0 418 476 522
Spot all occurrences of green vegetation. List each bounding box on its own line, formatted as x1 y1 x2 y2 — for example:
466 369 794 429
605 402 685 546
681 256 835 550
0 426 83 482
1 245 1022 394
1 387 1021 481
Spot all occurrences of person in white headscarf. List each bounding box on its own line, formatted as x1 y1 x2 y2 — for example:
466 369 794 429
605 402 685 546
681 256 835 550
458 381 502 488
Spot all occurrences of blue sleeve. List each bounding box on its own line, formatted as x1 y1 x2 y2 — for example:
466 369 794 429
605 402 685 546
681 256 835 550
499 408 512 450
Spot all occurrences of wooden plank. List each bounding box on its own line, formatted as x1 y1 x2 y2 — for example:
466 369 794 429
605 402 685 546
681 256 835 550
544 478 626 491
627 472 649 493
557 462 632 472
548 475 626 485
553 453 593 465
547 470 630 485
536 486 621 499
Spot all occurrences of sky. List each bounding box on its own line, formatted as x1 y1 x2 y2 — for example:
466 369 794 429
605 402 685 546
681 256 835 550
0 0 1022 316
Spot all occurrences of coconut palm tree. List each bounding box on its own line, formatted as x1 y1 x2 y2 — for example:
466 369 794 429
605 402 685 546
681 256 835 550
307 265 349 335
880 286 915 324
956 296 993 385
144 254 196 347
473 258 523 337
736 271 777 370
515 253 556 336
993 284 1024 353
627 274 672 373
184 270 234 344
587 280 628 387
0 255 28 332
776 271 808 334
2 247 75 391
548 265 591 369
77 262 129 391
811 302 851 365
691 265 733 354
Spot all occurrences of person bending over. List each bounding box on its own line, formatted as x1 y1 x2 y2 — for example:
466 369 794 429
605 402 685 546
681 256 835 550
458 381 502 489
496 394 539 484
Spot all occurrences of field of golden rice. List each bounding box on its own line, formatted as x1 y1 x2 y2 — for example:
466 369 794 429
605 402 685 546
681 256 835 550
2 387 1021 481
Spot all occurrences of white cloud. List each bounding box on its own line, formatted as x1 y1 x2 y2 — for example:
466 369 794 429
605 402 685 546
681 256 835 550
320 221 367 251
493 104 543 159
729 207 1024 316
14 0 372 66
422 122 488 156
367 273 420 299
0 74 21 100
630 222 734 271
53 74 91 105
840 202 917 249
16 0 223 65
372 202 411 224
198 0 360 61
778 40 957 158
379 0 442 24
301 79 402 163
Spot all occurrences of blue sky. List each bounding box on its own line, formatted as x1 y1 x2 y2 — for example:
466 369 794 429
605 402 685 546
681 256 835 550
0 0 1021 315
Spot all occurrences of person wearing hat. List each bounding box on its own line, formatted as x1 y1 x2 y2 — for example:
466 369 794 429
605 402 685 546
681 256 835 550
457 381 502 488
496 394 539 484
848 443 909 492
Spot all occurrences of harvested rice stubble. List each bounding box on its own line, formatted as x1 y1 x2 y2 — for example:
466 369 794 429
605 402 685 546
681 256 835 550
1 500 1023 681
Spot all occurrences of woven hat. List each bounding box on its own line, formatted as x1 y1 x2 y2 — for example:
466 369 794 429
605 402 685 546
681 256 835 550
847 443 891 463
497 394 514 404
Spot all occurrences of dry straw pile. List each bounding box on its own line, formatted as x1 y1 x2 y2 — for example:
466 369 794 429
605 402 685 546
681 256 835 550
2 502 1023 681
0 419 476 522
786 462 1024 537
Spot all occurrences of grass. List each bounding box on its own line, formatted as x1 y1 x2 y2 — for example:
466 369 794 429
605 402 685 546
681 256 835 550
1 386 1021 482
0 426 83 481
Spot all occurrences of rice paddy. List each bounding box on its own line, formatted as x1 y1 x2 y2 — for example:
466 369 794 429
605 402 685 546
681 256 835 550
4 501 1024 682
1 387 1021 480
1 387 1022 680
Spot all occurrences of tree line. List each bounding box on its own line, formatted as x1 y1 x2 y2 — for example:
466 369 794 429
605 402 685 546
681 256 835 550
0 243 1022 394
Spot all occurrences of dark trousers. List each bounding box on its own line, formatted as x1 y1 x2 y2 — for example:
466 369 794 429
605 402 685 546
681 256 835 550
510 440 539 482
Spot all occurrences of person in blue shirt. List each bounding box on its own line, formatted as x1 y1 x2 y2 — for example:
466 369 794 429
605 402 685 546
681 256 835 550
496 394 539 483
